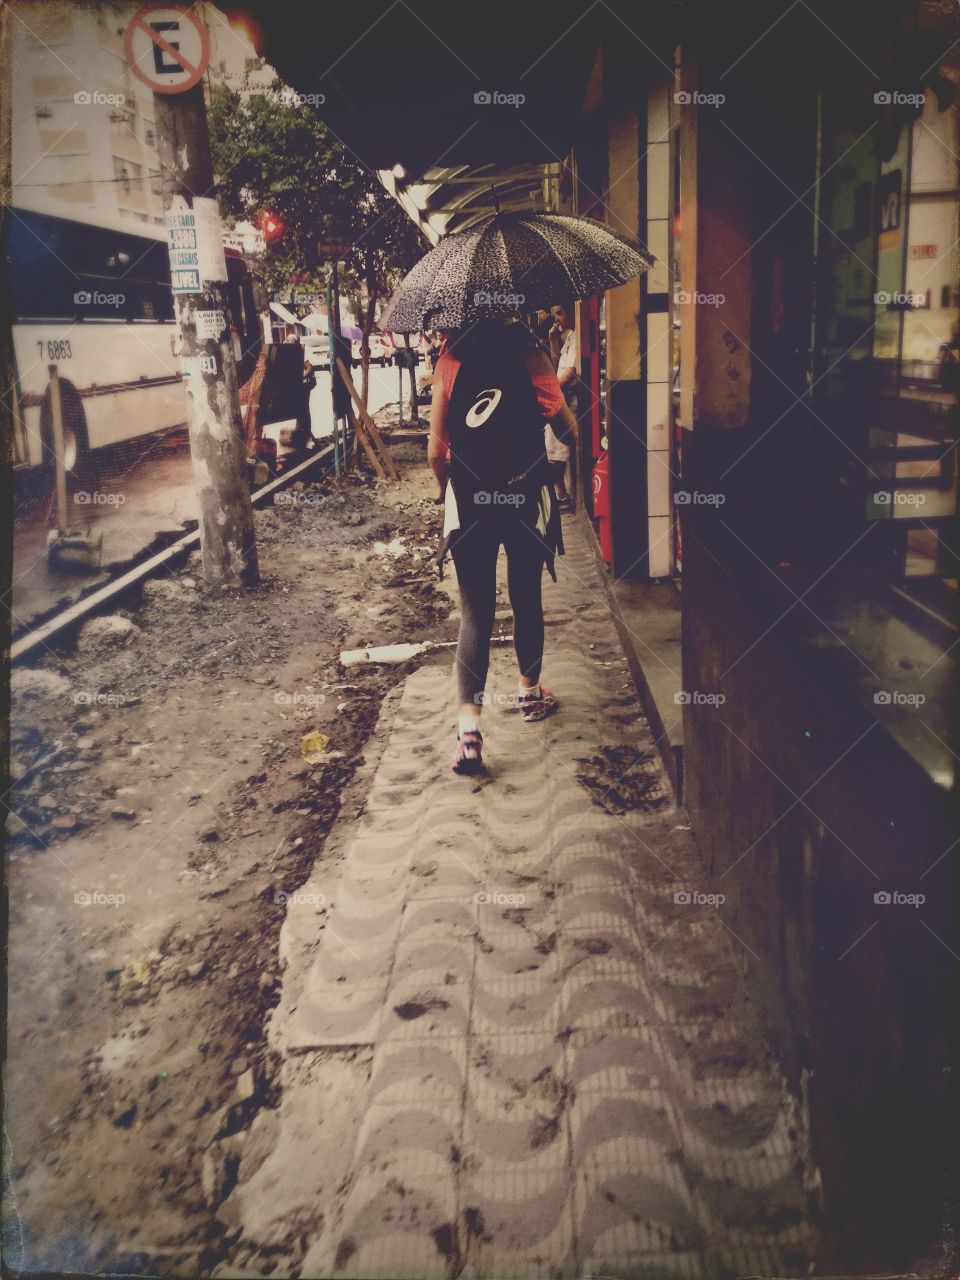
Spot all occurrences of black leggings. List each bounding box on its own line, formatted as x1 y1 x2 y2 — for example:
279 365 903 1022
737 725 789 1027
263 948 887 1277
452 519 545 707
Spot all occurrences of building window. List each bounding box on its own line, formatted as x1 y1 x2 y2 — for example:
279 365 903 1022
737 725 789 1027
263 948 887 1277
112 155 131 194
814 77 958 605
112 157 142 198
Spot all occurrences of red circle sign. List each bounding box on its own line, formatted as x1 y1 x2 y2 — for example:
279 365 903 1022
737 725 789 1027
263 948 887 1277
123 5 210 95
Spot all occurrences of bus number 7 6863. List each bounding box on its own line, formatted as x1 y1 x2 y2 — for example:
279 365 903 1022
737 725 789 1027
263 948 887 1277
37 339 73 362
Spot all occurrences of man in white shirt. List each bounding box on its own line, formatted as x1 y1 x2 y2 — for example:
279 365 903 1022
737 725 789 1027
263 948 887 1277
547 301 577 509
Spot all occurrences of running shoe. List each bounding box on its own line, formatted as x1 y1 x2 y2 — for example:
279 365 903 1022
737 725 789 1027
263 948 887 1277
518 684 558 722
453 729 484 775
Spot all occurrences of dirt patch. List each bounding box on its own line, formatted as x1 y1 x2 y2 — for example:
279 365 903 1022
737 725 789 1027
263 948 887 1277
575 744 671 815
4 452 452 1276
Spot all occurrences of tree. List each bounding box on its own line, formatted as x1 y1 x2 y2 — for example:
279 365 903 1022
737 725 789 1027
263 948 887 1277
208 81 426 406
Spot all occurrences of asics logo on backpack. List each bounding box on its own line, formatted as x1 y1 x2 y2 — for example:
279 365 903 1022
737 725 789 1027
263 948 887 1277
465 387 502 427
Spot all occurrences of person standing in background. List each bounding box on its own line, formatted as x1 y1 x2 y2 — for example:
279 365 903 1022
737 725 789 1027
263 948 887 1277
547 300 577 511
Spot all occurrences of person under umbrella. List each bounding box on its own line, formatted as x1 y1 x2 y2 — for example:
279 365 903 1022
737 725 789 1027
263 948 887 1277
428 318 579 774
382 210 652 775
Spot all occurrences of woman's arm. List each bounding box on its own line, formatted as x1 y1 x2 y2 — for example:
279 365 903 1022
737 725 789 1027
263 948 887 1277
527 347 580 448
428 374 451 497
550 397 580 449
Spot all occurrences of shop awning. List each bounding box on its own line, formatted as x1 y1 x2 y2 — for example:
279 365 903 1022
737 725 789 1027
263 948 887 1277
233 1 677 237
269 300 301 325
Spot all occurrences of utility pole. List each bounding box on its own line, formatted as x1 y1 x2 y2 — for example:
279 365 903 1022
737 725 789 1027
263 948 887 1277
154 84 259 588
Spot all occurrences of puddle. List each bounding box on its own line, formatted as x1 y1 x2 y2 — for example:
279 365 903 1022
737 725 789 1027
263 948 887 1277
373 538 406 558
96 1025 148 1072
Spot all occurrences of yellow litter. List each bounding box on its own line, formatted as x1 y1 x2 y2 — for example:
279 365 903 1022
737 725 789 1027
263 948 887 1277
300 731 330 763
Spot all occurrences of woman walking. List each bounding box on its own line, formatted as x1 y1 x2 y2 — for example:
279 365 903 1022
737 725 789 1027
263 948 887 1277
428 319 579 775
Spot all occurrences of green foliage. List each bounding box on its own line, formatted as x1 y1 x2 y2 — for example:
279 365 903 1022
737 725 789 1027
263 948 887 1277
208 81 425 313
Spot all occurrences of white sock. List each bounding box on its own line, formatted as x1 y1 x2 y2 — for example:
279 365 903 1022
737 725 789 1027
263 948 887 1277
519 683 541 699
458 715 480 736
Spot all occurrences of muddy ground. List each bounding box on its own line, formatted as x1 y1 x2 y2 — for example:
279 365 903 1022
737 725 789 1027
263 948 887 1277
4 443 458 1276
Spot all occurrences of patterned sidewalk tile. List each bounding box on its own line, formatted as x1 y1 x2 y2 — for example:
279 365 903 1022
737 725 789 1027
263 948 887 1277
229 513 816 1278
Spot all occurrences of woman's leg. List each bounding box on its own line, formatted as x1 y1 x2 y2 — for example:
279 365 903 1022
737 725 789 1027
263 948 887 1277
452 531 499 714
505 523 545 688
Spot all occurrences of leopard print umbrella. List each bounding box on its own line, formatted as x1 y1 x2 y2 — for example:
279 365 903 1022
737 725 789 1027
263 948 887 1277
381 211 653 332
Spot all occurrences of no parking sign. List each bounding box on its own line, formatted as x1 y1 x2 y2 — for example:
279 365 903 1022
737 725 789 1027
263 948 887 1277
123 4 210 95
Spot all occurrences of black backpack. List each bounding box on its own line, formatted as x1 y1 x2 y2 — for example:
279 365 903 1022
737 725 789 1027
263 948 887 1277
446 337 548 502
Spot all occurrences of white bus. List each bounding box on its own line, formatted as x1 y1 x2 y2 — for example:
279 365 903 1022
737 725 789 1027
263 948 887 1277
8 207 260 485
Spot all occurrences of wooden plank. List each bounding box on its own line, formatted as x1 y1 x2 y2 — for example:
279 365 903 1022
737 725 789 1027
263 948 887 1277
335 358 401 480
48 369 69 533
242 350 268 450
347 402 387 479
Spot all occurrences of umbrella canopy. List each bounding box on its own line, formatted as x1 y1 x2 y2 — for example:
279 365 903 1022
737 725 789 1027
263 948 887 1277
381 210 653 333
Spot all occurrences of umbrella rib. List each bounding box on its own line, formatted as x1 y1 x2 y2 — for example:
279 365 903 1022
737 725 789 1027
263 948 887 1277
494 220 514 297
